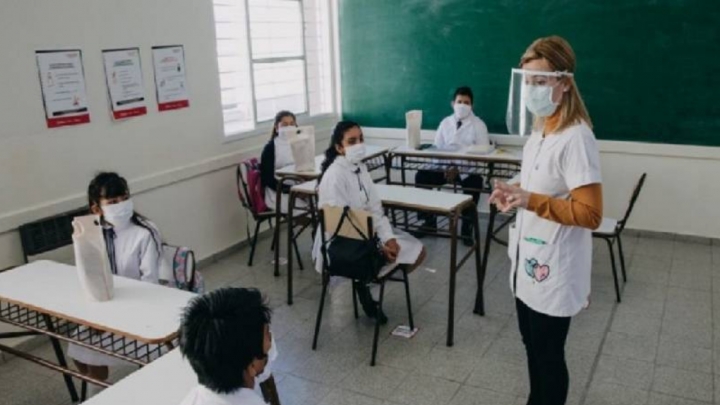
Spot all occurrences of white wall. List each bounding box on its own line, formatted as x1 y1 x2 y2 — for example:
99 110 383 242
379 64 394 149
0 0 336 271
362 128 720 240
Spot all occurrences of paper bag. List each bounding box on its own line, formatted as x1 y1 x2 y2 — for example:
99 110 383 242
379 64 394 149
405 110 422 149
72 215 114 302
289 125 316 172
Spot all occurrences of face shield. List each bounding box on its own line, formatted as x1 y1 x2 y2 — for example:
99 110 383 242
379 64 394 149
506 68 574 135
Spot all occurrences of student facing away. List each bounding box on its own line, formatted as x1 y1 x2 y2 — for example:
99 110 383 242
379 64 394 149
414 86 490 246
179 288 274 405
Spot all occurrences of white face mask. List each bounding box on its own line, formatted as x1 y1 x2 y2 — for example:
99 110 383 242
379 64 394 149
102 199 134 228
344 143 366 164
453 103 472 120
523 84 559 117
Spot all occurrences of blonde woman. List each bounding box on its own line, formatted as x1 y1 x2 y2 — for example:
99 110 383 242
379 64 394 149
490 36 603 405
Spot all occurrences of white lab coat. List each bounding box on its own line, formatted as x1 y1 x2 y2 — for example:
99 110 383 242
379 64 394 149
179 386 267 405
508 121 602 317
67 221 163 366
434 112 489 178
434 112 490 150
312 155 423 273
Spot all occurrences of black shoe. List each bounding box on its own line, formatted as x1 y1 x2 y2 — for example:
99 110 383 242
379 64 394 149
412 217 437 238
355 283 389 325
461 222 474 247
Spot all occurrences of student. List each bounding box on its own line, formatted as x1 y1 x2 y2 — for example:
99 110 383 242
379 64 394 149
67 172 163 394
313 121 427 323
414 86 490 246
490 36 602 405
260 110 297 213
179 288 273 405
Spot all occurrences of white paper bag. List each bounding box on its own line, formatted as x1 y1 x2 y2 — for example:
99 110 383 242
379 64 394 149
72 215 114 302
289 125 316 172
405 110 422 149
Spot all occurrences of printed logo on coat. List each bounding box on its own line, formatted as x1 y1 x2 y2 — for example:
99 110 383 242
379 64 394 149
525 258 550 282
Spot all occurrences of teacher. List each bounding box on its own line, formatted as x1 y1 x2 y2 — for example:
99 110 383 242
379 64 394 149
490 35 603 405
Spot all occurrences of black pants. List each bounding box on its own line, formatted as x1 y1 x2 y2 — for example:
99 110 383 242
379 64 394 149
414 170 483 228
516 298 571 405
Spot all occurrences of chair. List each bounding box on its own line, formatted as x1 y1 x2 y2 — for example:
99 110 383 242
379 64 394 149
312 206 415 366
236 163 304 268
593 173 647 303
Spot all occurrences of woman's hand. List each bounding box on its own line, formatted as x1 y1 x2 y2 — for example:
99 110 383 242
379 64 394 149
490 181 531 213
383 239 400 263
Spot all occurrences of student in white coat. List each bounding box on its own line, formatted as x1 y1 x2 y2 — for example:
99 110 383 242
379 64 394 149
314 121 427 323
414 87 490 246
66 172 163 395
260 111 297 213
490 36 603 405
179 288 273 405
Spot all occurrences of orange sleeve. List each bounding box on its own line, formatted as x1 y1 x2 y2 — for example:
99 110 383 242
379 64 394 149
526 183 603 230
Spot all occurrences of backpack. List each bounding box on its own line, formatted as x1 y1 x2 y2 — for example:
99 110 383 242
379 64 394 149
162 245 205 293
239 159 268 215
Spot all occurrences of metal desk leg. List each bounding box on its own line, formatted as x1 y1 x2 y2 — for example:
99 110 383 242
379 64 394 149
481 204 497 282
446 211 459 347
43 314 79 402
473 207 486 316
273 182 283 277
287 190 295 306
401 156 409 227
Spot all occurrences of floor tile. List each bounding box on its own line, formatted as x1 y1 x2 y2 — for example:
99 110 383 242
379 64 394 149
651 366 712 403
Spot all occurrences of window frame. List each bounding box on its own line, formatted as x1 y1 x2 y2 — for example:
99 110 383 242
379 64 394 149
218 0 339 143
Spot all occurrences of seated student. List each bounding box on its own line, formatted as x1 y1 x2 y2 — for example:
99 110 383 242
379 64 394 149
313 121 427 324
67 172 164 396
414 86 490 246
260 110 297 213
179 287 274 405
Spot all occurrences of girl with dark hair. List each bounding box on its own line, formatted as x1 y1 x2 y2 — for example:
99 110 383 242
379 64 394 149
260 110 298 213
313 121 427 323
67 172 164 396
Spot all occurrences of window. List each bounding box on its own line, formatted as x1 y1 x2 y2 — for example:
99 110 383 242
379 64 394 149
213 0 336 137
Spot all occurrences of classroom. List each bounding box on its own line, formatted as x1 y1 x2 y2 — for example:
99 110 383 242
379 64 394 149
1 0 719 404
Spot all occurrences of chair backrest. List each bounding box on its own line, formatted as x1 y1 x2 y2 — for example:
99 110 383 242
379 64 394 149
320 206 373 241
19 207 89 263
236 159 268 216
618 173 647 231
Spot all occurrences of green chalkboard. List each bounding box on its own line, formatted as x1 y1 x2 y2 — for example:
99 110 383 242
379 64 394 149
340 0 720 146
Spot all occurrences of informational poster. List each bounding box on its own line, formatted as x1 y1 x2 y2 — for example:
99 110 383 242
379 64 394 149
152 45 189 111
102 48 147 120
36 50 91 128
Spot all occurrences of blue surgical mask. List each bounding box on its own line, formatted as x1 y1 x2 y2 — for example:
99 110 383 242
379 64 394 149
523 85 559 117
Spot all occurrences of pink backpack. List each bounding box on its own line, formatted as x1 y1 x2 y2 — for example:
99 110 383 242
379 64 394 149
237 159 268 215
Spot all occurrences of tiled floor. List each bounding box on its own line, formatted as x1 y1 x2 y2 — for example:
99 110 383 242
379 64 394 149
2 224 720 405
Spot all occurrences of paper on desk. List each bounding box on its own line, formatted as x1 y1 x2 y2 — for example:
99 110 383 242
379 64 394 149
72 215 114 302
290 126 316 172
406 110 422 149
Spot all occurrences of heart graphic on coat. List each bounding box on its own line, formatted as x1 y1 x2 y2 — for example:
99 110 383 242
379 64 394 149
534 264 550 282
524 258 550 282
